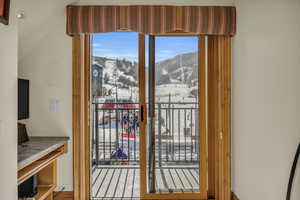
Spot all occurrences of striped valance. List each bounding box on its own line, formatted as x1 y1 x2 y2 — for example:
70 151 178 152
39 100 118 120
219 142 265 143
66 5 236 36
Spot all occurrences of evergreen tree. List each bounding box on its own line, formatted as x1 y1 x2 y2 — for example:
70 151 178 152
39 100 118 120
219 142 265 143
104 73 110 84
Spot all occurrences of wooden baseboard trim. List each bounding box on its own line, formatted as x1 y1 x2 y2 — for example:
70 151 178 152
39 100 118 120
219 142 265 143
232 192 239 200
54 191 74 200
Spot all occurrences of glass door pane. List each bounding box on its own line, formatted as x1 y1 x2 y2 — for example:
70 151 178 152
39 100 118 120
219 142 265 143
145 36 200 194
91 32 140 199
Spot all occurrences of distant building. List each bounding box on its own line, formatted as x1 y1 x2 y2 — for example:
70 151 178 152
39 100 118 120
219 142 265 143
92 63 104 97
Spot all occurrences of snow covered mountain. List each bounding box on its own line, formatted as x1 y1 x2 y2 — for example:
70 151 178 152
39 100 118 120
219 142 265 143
156 52 198 85
93 51 198 88
93 56 138 89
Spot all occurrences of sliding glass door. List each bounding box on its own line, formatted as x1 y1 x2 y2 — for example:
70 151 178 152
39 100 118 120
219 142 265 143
139 34 207 199
90 32 207 199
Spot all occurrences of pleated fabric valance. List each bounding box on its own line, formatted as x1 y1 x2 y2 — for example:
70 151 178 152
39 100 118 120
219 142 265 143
66 5 236 36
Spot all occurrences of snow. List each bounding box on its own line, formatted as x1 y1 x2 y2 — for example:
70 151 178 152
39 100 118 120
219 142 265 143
161 68 168 75
156 84 191 98
94 56 198 102
103 60 116 76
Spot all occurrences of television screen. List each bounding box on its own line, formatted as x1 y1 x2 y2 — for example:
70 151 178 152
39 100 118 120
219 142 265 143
18 79 29 120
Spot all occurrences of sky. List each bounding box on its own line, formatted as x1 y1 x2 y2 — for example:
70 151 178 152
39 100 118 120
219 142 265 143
92 32 198 62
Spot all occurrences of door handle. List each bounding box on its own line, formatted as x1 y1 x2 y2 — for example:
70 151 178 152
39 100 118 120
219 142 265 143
140 105 144 122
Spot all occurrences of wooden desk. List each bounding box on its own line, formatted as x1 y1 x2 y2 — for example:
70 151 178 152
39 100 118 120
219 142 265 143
18 137 69 200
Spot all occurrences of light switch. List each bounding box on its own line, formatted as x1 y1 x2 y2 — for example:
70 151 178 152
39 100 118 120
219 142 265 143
50 99 60 112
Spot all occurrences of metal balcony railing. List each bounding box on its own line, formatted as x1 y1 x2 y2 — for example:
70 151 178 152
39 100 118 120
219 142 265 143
92 102 199 166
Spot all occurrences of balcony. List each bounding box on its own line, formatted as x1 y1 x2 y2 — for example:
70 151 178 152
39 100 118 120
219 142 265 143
92 102 200 199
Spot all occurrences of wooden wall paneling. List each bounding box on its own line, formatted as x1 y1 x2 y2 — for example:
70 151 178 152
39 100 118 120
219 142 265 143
84 34 91 200
207 36 231 200
217 36 225 200
223 36 232 200
72 34 91 200
217 36 231 200
72 35 81 200
79 35 85 200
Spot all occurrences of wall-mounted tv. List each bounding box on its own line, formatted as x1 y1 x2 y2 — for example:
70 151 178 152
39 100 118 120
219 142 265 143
18 79 29 120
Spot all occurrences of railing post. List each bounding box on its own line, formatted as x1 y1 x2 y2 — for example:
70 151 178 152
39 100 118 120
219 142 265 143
127 109 130 162
158 103 162 167
171 104 175 161
184 109 187 161
115 105 119 150
168 95 171 155
195 107 199 161
102 110 106 161
95 104 99 165
92 104 95 166
178 109 181 161
133 107 137 162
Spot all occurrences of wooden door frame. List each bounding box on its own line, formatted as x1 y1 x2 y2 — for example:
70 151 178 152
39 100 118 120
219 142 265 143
72 34 91 200
72 33 232 200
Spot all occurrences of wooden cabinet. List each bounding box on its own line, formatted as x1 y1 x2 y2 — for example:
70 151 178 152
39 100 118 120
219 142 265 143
18 138 68 200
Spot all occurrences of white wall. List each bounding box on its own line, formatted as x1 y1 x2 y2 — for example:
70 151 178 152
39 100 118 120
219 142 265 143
232 0 300 199
0 1 18 199
18 0 78 191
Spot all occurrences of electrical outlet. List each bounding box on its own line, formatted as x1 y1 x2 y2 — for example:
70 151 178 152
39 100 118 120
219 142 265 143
56 185 66 192
56 184 72 192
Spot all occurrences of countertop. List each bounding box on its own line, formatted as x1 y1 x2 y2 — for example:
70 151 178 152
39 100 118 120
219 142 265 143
18 136 69 170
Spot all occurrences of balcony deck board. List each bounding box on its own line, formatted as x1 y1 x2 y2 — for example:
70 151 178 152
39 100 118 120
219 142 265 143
92 166 199 199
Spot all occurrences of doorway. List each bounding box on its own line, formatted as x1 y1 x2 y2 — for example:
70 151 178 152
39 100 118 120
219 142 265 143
91 33 207 199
